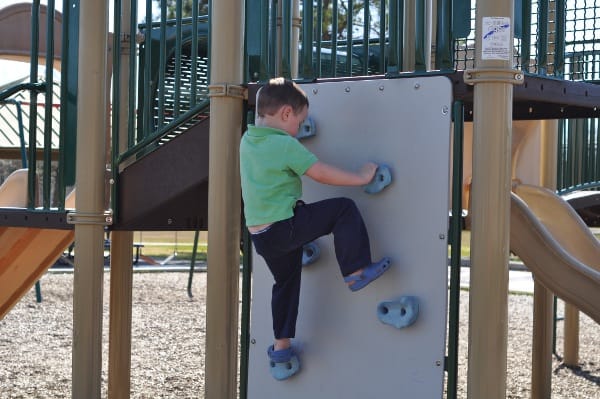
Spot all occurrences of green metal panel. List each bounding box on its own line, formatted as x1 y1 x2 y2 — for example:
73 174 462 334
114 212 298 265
514 0 522 39
361 1 368 75
300 0 315 79
435 0 453 70
28 0 40 208
520 0 531 71
387 0 401 73
537 0 549 75
280 0 292 78
446 100 464 399
415 0 426 71
452 0 471 39
137 18 209 137
43 0 56 209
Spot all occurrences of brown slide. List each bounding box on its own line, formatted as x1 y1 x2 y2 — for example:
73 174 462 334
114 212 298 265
510 184 600 324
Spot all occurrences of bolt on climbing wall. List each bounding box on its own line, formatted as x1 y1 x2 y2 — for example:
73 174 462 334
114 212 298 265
247 77 452 398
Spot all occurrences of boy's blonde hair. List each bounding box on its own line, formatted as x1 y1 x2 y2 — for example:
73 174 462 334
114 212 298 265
256 77 309 118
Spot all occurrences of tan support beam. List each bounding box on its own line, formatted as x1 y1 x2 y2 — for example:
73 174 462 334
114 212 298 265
403 0 416 70
108 1 134 396
531 119 558 399
71 0 109 397
466 2 518 398
108 231 134 398
204 0 243 397
403 1 433 71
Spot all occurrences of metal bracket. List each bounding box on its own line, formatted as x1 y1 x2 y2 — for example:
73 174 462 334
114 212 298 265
463 68 525 85
67 210 114 226
208 84 248 100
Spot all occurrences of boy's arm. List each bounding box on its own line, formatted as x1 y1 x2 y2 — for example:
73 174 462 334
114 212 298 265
305 161 377 186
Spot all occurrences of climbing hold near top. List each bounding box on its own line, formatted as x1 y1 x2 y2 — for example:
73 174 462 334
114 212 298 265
297 117 316 140
364 164 392 194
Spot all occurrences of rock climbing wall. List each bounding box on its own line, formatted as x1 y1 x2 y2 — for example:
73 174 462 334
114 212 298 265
247 76 452 398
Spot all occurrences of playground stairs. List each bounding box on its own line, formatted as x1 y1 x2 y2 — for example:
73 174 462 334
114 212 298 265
114 113 210 231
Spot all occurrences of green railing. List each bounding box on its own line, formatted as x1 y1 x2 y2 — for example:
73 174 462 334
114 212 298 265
450 0 600 191
247 0 434 80
558 118 600 191
0 0 76 211
112 5 210 168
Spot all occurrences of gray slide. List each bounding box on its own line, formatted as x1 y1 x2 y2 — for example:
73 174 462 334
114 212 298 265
510 184 600 324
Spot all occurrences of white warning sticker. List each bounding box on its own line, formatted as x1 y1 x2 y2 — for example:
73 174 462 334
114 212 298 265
481 17 511 61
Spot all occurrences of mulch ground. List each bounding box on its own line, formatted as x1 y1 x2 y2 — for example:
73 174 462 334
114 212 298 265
0 272 598 398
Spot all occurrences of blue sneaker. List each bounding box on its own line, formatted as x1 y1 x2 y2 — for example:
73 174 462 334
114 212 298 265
344 257 392 292
267 345 301 380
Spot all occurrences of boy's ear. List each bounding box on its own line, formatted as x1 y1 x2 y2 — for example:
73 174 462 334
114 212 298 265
279 104 293 121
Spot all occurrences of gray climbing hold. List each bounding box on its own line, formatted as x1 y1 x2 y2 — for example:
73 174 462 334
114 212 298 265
297 117 316 140
364 164 392 194
302 241 320 266
377 296 419 329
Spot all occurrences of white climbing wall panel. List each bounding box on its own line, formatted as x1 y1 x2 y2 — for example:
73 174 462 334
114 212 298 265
247 77 452 398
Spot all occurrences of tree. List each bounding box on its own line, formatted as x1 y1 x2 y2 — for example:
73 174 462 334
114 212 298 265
317 1 382 41
153 0 209 20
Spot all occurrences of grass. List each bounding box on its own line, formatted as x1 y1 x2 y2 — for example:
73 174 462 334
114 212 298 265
457 230 550 263
131 231 208 262
135 228 600 263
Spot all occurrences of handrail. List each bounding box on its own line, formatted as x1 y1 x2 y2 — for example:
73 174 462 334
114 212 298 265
0 99 28 166
0 83 46 103
558 181 600 195
138 15 209 30
117 100 210 164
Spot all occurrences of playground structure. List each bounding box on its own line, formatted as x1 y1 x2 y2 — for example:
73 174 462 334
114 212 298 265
0 1 599 399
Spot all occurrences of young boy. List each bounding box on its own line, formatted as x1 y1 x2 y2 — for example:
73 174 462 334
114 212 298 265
240 77 391 380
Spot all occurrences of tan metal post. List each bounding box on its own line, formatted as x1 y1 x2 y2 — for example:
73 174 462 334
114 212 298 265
531 119 558 398
403 0 416 71
71 0 109 397
466 1 519 398
108 1 134 396
204 0 244 398
291 0 300 78
403 0 433 71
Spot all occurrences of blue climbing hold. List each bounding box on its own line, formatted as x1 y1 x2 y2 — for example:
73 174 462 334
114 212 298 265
302 241 320 266
377 296 419 329
364 164 392 194
297 116 316 140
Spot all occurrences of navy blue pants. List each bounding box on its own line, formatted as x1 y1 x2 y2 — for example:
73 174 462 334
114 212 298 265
250 197 372 339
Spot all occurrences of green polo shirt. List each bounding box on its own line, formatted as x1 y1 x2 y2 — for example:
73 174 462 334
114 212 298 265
240 124 318 226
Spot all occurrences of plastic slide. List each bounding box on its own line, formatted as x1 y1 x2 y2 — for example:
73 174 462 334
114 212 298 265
510 184 600 324
0 169 75 319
